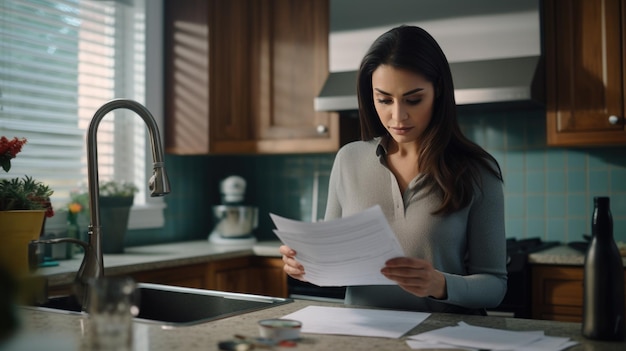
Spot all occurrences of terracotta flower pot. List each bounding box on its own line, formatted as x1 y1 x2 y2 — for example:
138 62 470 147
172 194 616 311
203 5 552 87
0 210 45 278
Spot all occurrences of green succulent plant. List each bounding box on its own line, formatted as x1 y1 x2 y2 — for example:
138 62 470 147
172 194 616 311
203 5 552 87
0 176 54 215
1 136 54 216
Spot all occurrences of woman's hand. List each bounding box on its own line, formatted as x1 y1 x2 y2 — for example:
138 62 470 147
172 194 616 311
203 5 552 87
381 257 447 299
279 245 307 282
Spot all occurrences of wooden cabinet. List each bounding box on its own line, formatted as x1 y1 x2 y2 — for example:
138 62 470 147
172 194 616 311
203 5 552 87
46 257 288 298
544 0 626 146
207 256 288 298
164 0 354 155
130 263 207 289
531 265 626 322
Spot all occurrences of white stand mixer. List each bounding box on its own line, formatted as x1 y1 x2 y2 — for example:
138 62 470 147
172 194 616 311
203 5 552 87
208 176 258 247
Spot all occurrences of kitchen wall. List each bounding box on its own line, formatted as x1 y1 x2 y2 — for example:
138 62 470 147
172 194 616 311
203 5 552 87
127 107 626 247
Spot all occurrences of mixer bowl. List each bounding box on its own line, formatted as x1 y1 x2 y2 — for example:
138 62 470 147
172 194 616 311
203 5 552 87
212 205 258 238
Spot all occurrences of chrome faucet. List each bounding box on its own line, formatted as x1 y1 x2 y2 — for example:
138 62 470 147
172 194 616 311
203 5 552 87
32 99 170 310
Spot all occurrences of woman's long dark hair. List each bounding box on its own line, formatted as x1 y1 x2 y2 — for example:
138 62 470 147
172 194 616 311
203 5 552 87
357 25 502 215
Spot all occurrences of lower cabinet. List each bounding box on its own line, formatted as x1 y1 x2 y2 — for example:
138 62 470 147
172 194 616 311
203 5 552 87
46 256 288 298
207 256 288 298
531 265 626 322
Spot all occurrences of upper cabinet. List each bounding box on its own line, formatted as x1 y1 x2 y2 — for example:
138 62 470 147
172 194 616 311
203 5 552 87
544 0 626 146
164 0 356 154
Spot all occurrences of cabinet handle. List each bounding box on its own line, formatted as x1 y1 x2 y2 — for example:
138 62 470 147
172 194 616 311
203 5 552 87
608 115 620 125
316 124 328 134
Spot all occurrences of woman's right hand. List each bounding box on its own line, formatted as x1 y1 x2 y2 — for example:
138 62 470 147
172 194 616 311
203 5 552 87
279 245 307 282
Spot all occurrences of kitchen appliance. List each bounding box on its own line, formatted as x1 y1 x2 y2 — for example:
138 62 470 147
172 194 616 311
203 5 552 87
316 0 544 111
208 176 258 247
487 237 559 318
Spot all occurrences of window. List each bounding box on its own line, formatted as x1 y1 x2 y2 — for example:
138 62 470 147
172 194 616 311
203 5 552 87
0 0 165 229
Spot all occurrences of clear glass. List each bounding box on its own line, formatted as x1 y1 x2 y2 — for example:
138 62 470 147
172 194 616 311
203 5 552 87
88 277 139 351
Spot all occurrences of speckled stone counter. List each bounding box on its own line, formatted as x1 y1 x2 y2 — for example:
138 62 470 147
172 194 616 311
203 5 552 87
529 244 626 266
11 300 626 350
35 240 283 287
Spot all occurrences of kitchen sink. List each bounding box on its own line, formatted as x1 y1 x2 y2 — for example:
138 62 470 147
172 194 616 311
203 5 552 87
34 283 293 327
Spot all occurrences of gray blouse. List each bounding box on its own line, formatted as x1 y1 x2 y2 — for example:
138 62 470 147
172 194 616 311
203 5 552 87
324 137 508 313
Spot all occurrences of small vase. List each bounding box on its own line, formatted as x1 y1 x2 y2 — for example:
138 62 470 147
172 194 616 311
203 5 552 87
0 210 46 278
65 215 80 259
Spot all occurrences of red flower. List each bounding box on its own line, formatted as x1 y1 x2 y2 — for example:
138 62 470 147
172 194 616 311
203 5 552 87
0 136 27 172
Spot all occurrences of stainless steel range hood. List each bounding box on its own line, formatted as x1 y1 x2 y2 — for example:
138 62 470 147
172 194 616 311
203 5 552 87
316 0 543 112
314 55 544 111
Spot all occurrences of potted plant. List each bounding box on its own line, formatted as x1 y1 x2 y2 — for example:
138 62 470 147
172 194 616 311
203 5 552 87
70 180 138 254
0 136 54 278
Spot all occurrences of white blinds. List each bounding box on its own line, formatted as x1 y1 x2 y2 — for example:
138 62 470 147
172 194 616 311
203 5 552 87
0 0 149 219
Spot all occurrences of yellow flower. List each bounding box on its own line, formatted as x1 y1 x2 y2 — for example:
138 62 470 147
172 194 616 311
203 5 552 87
68 202 82 214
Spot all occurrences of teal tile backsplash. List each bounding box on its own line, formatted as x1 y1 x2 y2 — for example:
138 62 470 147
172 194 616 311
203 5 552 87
126 106 626 247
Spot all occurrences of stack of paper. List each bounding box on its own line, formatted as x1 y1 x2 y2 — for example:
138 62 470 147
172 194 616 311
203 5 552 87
407 322 578 350
281 305 430 339
270 205 405 286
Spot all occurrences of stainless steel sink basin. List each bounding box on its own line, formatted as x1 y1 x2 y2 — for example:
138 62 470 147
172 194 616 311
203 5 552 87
34 283 293 326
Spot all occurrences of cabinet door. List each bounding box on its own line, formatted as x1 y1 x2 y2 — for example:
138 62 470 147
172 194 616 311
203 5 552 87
164 0 211 154
206 256 288 297
531 265 584 322
251 0 343 153
130 264 207 289
545 0 626 146
248 257 288 298
164 0 257 154
164 0 354 154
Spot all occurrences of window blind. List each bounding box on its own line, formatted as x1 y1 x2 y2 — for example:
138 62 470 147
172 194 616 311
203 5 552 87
0 0 163 230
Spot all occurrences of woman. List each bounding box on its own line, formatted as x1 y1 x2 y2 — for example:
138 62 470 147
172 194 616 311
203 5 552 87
280 25 507 314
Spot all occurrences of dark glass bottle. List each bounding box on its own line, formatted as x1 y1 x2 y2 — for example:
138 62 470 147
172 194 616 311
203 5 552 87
582 197 625 340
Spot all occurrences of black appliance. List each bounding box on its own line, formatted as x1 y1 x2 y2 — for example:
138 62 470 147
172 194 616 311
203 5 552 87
489 237 559 318
287 276 346 301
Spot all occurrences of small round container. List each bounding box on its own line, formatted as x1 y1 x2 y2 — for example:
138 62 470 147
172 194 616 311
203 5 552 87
258 319 302 341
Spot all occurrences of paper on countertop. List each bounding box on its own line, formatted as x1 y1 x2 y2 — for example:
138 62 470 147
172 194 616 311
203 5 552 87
270 205 405 286
281 305 430 339
407 322 578 351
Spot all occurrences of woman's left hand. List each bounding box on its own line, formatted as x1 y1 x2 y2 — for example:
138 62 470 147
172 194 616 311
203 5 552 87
380 257 447 299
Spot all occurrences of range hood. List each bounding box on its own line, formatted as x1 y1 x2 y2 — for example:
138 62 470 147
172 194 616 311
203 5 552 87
316 0 543 112
314 55 544 111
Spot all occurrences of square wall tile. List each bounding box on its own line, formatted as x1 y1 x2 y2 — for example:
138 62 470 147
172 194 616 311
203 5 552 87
566 150 587 170
505 194 525 218
506 151 525 171
546 195 566 217
567 170 587 193
546 170 566 193
504 172 525 193
526 218 546 239
546 218 566 242
589 170 609 194
546 149 566 170
526 195 546 217
610 169 626 192
506 218 525 238
525 150 545 171
526 171 545 193
567 194 589 217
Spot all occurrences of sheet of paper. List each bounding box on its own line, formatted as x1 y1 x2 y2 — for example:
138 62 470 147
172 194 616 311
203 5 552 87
270 205 405 286
281 305 430 339
408 322 577 351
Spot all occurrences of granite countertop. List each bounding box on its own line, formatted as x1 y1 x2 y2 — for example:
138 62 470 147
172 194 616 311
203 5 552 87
11 299 626 350
36 240 283 287
529 244 626 266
